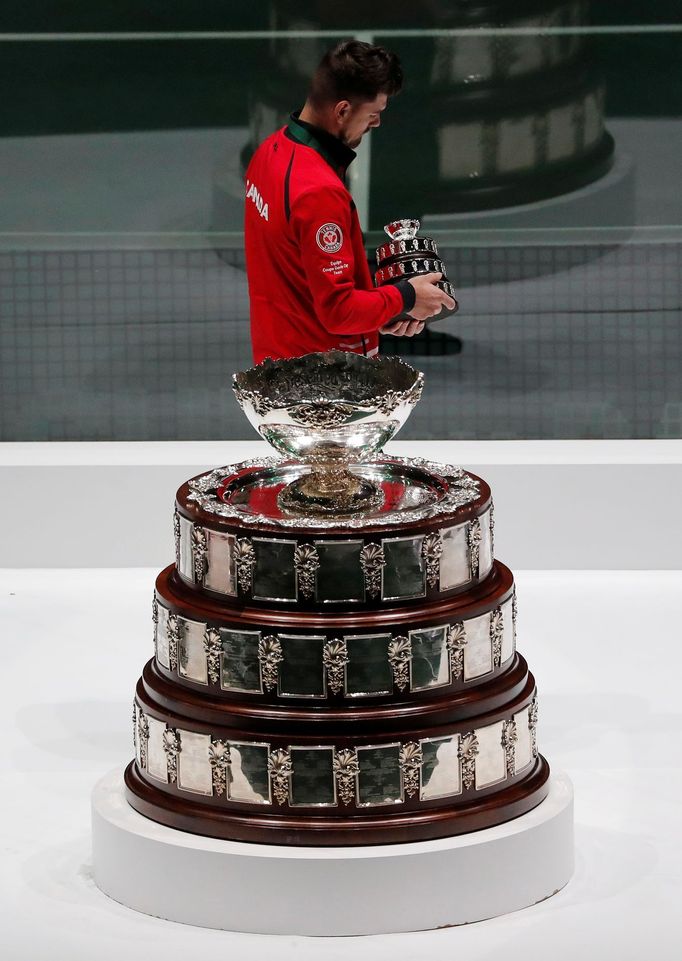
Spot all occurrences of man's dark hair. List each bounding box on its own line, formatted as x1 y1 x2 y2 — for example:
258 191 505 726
308 40 403 107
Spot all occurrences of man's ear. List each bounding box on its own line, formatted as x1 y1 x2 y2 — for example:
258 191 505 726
333 100 352 125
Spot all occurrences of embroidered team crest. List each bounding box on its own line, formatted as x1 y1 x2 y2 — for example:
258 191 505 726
316 223 343 254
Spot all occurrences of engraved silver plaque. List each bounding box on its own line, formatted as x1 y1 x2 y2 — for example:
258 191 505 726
344 633 394 697
409 624 450 691
356 744 403 807
227 741 271 804
463 611 494 680
178 616 209 685
146 716 168 783
289 746 337 807
420 735 462 800
474 720 506 789
204 529 237 595
277 635 326 698
439 523 469 591
381 535 426 601
220 628 262 694
513 706 533 773
177 729 213 795
177 515 194 581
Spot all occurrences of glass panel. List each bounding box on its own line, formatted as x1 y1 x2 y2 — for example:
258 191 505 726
314 541 365 603
278 635 326 697
227 742 270 803
381 537 425 601
220 628 262 693
345 634 394 696
1 18 681 443
289 747 336 806
420 736 461 800
356 745 402 806
410 625 450 691
252 539 297 602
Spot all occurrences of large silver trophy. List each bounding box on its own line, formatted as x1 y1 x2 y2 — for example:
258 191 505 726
232 351 423 515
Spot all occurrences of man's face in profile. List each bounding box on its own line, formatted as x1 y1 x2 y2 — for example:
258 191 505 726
338 93 388 149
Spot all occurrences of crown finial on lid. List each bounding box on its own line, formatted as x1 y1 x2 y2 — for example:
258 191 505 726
384 219 420 241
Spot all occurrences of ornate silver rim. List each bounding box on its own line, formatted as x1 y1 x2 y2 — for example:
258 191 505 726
186 456 482 529
232 352 423 419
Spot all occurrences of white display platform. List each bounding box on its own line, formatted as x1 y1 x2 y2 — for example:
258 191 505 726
92 768 573 936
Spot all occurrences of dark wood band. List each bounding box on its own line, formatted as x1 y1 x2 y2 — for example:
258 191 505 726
139 655 534 735
125 755 550 846
159 559 514 632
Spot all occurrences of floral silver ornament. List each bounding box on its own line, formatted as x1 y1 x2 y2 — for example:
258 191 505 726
163 727 181 783
467 516 482 580
166 612 180 672
490 607 504 668
501 719 518 777
399 741 423 798
447 622 467 681
203 626 222 685
458 731 479 790
268 748 293 805
137 709 149 770
232 386 275 417
421 530 443 590
388 636 412 692
294 543 320 599
333 748 360 805
173 509 181 569
323 639 349 695
152 595 159 652
209 738 231 796
529 695 539 758
258 635 283 692
360 542 385 599
132 699 137 752
512 588 518 648
289 402 354 428
191 525 209 585
235 537 256 594
489 501 495 558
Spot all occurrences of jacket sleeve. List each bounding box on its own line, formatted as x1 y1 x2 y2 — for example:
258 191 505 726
291 185 405 335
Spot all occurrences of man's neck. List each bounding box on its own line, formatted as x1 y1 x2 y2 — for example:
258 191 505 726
298 101 337 139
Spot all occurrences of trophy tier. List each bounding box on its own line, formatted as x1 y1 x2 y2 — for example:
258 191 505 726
174 457 493 610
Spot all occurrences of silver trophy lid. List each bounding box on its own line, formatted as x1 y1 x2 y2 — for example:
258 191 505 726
384 219 420 242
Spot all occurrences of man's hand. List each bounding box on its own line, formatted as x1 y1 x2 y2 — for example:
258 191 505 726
406 272 457 322
379 318 425 337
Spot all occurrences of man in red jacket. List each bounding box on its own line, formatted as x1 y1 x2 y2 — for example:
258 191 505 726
245 40 455 364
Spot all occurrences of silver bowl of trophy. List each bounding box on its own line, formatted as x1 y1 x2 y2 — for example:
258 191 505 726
232 350 423 515
375 219 458 321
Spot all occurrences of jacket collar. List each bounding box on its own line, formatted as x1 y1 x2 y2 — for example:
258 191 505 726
286 111 356 182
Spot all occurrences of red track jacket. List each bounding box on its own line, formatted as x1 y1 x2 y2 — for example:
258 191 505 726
244 114 407 364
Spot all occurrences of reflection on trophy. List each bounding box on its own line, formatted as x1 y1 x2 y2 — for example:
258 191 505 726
374 219 459 322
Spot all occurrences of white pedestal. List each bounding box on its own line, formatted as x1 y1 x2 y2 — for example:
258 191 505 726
91 768 574 935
